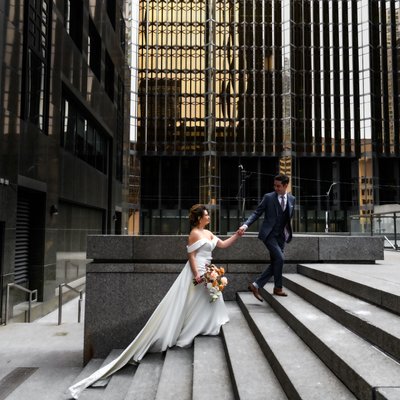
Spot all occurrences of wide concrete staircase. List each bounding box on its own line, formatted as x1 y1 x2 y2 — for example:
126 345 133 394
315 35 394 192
5 263 400 400
65 263 400 400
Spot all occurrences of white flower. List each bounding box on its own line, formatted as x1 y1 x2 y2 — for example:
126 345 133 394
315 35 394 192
209 271 218 280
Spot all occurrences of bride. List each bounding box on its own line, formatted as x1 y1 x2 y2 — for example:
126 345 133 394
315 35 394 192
68 204 241 399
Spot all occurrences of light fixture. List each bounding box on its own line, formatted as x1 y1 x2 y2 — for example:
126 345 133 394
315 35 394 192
50 205 59 216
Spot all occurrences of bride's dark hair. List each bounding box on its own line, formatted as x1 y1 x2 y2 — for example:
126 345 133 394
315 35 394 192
189 204 208 227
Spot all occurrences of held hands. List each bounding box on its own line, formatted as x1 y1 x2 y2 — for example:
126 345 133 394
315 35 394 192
236 225 247 236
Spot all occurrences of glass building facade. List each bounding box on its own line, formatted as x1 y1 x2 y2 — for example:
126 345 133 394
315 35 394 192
132 0 400 234
0 0 130 322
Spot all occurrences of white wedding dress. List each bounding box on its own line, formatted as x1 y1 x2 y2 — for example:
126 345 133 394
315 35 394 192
68 237 229 399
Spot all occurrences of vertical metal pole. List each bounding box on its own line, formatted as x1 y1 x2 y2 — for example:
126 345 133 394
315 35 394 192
27 292 31 322
325 209 329 233
370 214 373 236
78 291 82 323
58 284 63 325
241 168 246 223
5 284 10 325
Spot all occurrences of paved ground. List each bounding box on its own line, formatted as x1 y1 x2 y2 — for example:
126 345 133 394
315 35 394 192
0 250 399 398
0 294 85 375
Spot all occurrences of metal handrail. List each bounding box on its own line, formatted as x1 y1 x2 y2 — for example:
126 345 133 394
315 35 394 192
350 212 399 250
5 283 38 325
58 283 83 325
384 235 396 250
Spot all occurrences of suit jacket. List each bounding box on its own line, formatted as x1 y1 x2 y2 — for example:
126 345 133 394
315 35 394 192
244 191 296 243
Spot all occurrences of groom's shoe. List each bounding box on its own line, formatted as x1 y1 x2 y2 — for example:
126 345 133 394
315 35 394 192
248 283 263 302
273 287 288 297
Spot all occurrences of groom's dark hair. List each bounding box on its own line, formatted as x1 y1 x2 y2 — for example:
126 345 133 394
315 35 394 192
274 174 290 185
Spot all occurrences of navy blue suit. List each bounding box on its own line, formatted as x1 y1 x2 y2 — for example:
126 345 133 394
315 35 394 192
244 191 295 289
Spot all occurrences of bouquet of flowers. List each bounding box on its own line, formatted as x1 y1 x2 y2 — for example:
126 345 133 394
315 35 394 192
193 264 228 302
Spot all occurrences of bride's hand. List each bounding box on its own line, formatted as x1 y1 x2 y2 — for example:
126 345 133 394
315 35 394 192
194 274 203 284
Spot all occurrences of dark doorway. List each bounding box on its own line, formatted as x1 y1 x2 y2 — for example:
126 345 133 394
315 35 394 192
15 189 46 299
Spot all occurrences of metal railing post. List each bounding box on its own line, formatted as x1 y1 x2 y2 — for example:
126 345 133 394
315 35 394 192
78 291 83 323
4 283 37 325
28 292 32 322
370 214 373 236
58 284 63 326
5 284 10 325
58 283 84 325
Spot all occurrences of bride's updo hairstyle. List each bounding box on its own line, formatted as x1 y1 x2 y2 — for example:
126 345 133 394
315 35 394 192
189 204 208 228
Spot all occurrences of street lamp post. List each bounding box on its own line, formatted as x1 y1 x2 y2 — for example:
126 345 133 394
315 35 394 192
325 182 337 233
237 165 246 223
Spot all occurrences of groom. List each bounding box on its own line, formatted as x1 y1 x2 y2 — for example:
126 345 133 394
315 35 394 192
238 173 295 300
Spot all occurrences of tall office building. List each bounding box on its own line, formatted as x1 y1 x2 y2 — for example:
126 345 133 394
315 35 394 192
0 1 130 322
133 0 400 234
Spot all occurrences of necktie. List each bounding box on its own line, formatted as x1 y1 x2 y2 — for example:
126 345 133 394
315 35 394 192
280 195 285 210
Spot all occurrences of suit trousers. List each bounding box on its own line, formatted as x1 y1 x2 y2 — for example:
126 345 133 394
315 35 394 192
255 234 285 289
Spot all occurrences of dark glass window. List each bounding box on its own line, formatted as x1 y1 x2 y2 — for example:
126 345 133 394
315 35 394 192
161 158 179 209
75 115 86 160
119 9 126 53
107 0 116 29
61 98 76 152
86 124 95 166
26 50 46 130
65 0 83 51
116 76 124 181
88 18 102 81
22 0 51 133
95 131 108 173
105 51 115 101
141 157 160 208
61 91 109 174
180 158 199 209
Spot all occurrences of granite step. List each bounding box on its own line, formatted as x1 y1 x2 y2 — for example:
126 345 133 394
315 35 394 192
222 301 288 400
261 284 400 400
283 273 400 361
124 353 164 400
193 336 234 400
297 264 400 315
237 292 356 400
100 363 136 400
375 387 400 400
155 347 193 400
78 350 125 400
63 358 103 399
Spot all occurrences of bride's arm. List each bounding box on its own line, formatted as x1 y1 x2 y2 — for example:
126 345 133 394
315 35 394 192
188 251 202 283
215 231 240 249
188 229 203 283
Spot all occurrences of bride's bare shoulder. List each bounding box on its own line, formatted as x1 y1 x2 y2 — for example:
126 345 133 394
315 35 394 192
188 228 202 245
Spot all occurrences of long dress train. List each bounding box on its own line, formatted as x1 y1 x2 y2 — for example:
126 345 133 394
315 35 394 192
68 237 229 399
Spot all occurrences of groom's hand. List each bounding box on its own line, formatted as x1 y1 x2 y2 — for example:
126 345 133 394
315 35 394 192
237 226 246 236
